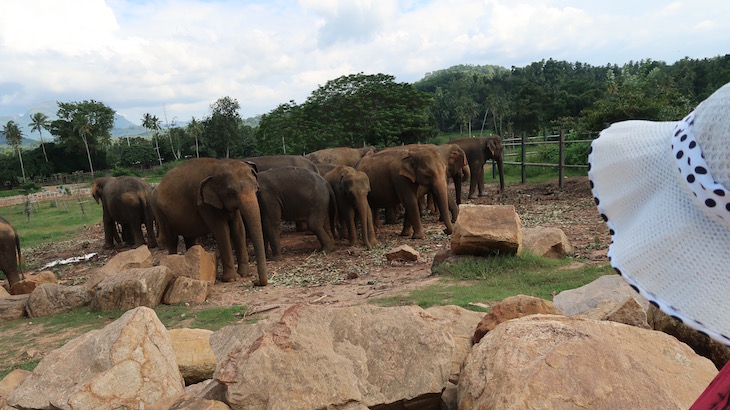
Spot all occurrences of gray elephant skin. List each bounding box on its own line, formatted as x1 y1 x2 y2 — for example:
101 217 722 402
357 146 453 239
305 146 375 167
0 216 22 289
241 154 318 173
324 165 376 249
452 135 505 197
152 158 268 285
257 166 336 260
91 176 158 249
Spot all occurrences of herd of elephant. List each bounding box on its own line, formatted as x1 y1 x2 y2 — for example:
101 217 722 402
0 136 504 289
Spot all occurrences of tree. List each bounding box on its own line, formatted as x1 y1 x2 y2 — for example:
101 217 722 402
204 96 245 158
51 100 115 176
28 112 50 162
3 121 26 182
141 113 163 165
187 117 202 158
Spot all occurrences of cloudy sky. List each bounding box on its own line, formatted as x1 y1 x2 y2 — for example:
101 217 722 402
1 0 728 126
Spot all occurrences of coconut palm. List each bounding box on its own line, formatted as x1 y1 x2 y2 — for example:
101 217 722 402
75 116 95 177
142 113 163 166
3 121 26 182
28 112 50 162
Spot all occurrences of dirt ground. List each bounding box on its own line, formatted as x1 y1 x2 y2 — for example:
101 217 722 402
21 176 610 314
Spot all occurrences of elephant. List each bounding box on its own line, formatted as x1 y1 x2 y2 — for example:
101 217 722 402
324 165 376 249
452 135 505 197
315 163 338 177
356 146 453 239
257 167 336 260
0 216 22 289
305 146 376 167
152 158 268 285
241 155 318 174
91 176 157 249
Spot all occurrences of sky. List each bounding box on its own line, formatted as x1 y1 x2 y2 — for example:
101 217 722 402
1 0 728 128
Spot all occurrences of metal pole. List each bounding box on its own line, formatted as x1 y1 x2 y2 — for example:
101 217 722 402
558 129 565 189
521 132 526 184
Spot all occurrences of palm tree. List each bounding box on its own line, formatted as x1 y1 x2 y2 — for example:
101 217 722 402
3 121 26 182
75 116 95 177
142 113 163 166
28 112 50 162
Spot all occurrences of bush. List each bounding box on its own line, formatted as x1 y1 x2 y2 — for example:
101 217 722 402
20 180 41 193
110 166 141 177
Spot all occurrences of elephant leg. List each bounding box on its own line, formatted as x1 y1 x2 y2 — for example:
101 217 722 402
385 206 399 225
230 216 251 279
344 207 357 246
403 194 425 239
372 207 382 228
468 163 481 199
262 213 282 261
102 212 116 248
183 236 197 250
477 163 486 196
202 217 236 281
131 224 145 247
308 214 335 253
447 190 459 223
453 174 463 205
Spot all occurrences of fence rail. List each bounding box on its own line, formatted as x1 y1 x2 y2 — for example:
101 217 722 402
497 131 596 189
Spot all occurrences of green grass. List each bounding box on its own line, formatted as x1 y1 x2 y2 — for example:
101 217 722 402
1 199 104 250
371 253 613 310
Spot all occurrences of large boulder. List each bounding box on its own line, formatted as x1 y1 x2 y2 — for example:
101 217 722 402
580 296 650 329
85 245 154 289
210 304 454 409
0 294 29 322
553 274 649 316
0 369 31 408
649 305 730 370
521 226 573 258
7 306 185 410
26 284 94 318
473 295 562 344
0 284 10 298
163 276 210 305
169 328 217 385
458 315 716 409
158 245 218 284
91 266 174 311
451 205 521 255
10 270 58 295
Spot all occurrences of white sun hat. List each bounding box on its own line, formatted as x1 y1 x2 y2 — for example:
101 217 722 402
589 81 730 344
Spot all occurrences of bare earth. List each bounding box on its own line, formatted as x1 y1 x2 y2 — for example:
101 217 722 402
23 176 610 313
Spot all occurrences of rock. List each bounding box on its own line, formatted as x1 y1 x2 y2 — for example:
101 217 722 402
26 284 94 318
0 284 9 298
7 306 185 410
451 205 521 255
169 328 217 385
458 315 716 409
425 305 483 384
473 295 562 344
9 270 58 295
0 294 29 322
163 276 210 306
0 369 31 408
553 274 649 316
430 249 482 274
211 304 454 409
185 379 227 402
580 296 650 329
649 305 730 370
91 266 174 311
159 245 218 284
85 245 154 290
385 244 419 262
521 226 573 258
167 396 231 410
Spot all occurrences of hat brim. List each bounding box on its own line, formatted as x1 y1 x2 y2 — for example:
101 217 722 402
590 120 730 343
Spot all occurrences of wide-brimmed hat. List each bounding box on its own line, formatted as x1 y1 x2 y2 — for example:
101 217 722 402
589 82 730 344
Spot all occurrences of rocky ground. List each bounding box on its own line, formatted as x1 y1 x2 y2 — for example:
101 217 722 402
21 176 610 313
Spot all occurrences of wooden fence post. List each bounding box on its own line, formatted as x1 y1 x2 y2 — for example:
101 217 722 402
559 129 565 189
521 132 527 184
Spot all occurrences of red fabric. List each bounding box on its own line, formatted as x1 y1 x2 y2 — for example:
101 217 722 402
692 361 730 409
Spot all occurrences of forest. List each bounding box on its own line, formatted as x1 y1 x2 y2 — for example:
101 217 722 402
1 55 729 187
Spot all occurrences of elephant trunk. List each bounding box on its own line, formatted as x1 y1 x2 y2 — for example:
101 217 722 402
496 156 505 193
433 182 453 235
240 191 268 286
355 193 372 249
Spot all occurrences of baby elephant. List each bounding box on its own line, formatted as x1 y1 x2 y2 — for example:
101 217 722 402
257 167 336 260
0 216 22 289
324 165 376 249
91 176 157 249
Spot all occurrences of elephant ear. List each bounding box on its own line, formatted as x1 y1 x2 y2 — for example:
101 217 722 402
198 176 224 209
91 183 102 204
486 139 498 157
450 149 466 170
399 155 418 183
244 160 258 176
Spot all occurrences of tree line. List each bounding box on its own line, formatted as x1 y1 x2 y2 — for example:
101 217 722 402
1 55 729 187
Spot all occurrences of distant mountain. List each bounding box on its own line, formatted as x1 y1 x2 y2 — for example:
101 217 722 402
0 102 146 143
